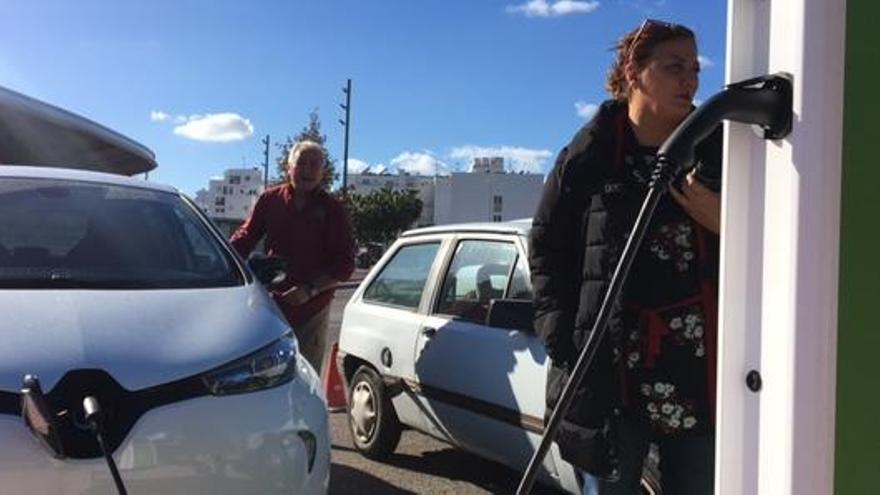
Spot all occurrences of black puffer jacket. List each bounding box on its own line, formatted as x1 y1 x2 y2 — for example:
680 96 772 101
529 100 722 476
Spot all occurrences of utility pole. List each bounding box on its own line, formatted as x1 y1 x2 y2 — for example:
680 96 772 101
261 134 270 189
339 78 352 197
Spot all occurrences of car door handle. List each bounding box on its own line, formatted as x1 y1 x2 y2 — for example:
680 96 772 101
420 326 437 338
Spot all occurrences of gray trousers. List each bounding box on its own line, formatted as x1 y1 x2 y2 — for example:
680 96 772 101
293 306 331 375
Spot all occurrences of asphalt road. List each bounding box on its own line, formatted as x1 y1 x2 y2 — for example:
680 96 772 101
325 273 565 495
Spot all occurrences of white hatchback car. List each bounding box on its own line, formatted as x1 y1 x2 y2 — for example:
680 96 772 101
0 87 329 495
338 221 659 494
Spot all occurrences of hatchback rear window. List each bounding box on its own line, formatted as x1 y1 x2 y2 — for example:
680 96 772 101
0 177 243 289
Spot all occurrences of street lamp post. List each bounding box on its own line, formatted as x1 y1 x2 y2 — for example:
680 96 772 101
261 134 270 189
339 78 352 197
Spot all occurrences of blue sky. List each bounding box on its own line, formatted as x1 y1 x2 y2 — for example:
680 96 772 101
0 1 726 196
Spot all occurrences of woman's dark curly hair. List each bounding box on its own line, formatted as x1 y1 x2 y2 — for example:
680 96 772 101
606 20 697 101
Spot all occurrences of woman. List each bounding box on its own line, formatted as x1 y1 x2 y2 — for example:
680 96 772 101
529 20 722 494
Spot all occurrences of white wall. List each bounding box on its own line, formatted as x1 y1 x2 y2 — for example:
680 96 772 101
719 1 845 494
433 172 543 225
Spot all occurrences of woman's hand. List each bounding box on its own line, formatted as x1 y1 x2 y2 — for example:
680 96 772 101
669 172 720 234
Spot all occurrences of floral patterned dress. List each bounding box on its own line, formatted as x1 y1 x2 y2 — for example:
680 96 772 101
619 146 718 437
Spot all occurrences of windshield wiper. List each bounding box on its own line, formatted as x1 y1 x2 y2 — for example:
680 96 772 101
0 271 150 289
0 267 238 289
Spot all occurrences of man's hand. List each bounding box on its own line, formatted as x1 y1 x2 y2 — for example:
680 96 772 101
669 172 721 234
279 285 312 307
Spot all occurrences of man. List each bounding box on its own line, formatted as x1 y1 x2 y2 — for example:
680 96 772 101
231 140 355 374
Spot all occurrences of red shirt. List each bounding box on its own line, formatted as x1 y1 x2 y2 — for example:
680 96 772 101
230 184 355 325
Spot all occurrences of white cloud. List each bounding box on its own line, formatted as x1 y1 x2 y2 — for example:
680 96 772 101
506 0 600 17
389 151 451 176
575 101 599 119
449 145 553 174
698 55 715 68
346 158 371 174
150 110 170 122
551 0 601 14
173 113 254 142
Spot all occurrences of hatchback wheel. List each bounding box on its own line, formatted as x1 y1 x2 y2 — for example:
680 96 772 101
347 365 402 459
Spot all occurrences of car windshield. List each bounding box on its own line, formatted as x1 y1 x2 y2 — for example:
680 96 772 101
0 177 243 289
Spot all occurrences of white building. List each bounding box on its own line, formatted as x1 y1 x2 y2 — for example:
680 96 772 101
348 158 544 227
347 171 435 226
194 168 264 221
471 156 505 174
433 158 544 225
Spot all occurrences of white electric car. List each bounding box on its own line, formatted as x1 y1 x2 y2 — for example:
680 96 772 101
0 87 329 495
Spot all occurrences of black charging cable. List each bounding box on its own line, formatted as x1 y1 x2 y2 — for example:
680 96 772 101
82 396 128 495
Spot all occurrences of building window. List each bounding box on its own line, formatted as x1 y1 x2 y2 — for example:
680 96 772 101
493 214 502 222
245 176 250 181
493 195 503 213
229 175 241 185
214 197 225 206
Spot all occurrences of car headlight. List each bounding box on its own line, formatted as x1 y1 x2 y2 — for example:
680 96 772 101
201 334 298 396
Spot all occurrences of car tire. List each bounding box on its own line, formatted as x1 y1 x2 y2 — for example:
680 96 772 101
347 365 402 459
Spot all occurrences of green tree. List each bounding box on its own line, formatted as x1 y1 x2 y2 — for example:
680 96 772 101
344 186 423 247
274 109 337 190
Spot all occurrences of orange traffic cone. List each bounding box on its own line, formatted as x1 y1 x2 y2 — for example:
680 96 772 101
322 342 346 412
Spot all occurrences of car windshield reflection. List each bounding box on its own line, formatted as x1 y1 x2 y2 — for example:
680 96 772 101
0 177 242 289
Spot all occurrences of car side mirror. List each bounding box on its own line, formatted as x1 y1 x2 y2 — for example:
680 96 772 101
485 299 534 331
247 253 286 288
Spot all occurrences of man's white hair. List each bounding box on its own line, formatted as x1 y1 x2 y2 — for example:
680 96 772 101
287 140 324 166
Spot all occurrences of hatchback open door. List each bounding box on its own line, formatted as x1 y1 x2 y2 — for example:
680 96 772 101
0 86 156 175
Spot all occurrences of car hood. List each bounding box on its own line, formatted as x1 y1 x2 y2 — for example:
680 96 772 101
0 284 290 392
